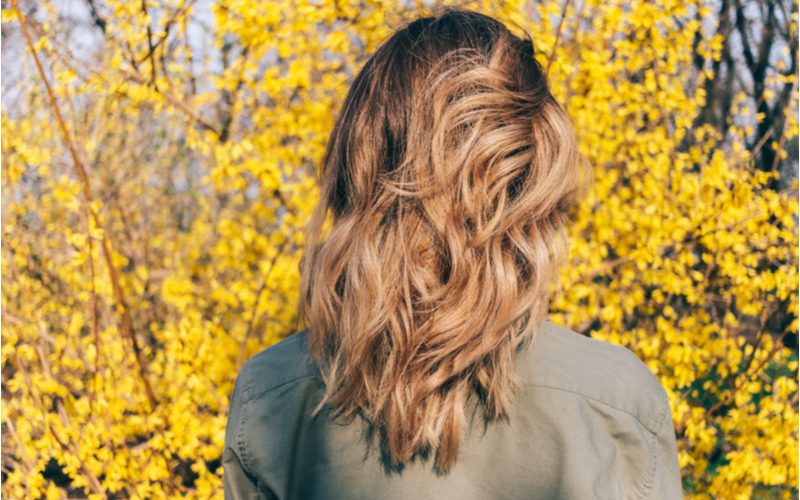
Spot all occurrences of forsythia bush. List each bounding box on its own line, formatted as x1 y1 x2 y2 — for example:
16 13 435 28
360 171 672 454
2 0 797 498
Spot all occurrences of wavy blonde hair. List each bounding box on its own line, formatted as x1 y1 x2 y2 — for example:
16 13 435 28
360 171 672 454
297 6 593 474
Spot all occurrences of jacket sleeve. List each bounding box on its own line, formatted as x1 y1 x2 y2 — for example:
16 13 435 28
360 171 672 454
223 367 276 500
223 445 264 500
645 398 684 499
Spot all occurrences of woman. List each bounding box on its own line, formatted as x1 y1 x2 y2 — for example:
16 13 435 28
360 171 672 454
223 6 683 499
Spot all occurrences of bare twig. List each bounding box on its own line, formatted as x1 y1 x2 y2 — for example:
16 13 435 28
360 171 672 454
140 0 159 89
235 231 298 368
12 0 157 409
133 0 196 67
545 0 572 76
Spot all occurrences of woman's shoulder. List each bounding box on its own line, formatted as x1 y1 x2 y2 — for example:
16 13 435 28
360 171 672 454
518 318 671 434
233 320 672 433
233 330 318 405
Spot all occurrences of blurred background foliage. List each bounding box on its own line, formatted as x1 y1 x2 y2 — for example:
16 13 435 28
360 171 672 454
1 0 797 498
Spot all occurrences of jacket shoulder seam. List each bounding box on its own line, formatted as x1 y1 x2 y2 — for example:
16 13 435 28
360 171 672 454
525 383 665 435
237 392 284 499
235 374 257 477
242 373 319 405
635 399 670 499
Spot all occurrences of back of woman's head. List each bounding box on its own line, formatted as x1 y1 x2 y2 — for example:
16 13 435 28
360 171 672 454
298 5 593 474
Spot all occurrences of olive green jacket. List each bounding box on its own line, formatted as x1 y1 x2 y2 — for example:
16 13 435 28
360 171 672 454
223 319 683 499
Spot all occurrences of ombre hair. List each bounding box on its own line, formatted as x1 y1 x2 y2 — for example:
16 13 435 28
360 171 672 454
297 6 593 475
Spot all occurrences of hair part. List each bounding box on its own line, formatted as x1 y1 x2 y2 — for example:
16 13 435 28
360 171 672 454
297 5 593 475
